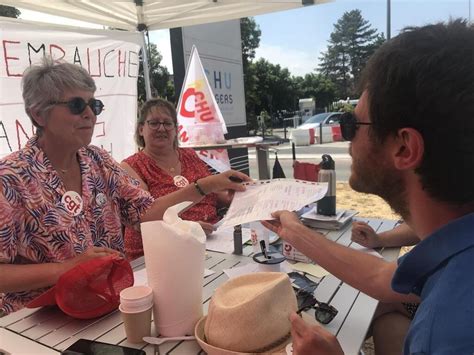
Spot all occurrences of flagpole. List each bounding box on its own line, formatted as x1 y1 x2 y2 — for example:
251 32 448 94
386 0 391 40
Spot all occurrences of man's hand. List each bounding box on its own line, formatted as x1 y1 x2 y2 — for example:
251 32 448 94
290 312 344 355
351 221 383 248
261 210 303 242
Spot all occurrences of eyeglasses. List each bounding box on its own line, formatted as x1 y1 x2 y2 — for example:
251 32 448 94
340 112 372 141
295 287 338 324
50 97 104 116
145 120 175 131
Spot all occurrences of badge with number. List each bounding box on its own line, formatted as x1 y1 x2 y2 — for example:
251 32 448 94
61 191 83 216
95 192 107 206
173 175 189 188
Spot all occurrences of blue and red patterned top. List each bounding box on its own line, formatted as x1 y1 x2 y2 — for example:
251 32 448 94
0 136 154 314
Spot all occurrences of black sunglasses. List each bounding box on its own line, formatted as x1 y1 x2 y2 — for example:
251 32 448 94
295 287 338 324
50 97 104 116
339 112 372 141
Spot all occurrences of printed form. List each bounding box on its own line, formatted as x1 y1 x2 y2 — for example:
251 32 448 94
219 179 328 228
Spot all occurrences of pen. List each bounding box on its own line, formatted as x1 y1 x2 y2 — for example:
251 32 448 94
229 176 243 183
260 240 270 259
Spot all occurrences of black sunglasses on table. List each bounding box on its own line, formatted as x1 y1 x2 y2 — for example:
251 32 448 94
295 287 338 325
50 97 105 116
339 112 372 141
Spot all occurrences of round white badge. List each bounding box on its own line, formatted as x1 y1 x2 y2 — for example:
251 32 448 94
173 175 189 188
61 191 83 216
95 193 107 206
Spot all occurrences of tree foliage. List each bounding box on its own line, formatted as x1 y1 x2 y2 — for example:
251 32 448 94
138 43 174 103
0 5 20 18
318 9 384 99
240 17 261 71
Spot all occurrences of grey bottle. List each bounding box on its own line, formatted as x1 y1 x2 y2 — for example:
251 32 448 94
317 154 336 216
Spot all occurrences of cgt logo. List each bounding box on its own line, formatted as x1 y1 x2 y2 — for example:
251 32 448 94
179 88 215 122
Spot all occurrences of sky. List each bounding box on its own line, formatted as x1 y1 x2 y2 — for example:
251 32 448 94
18 0 471 77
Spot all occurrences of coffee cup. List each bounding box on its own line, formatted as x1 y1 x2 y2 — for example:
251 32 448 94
119 285 153 343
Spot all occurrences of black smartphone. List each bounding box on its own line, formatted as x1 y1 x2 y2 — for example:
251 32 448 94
62 339 145 355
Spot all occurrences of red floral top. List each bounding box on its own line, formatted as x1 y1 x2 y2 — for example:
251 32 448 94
123 149 218 260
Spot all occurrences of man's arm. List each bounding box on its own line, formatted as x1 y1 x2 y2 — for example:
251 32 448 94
263 211 419 303
352 221 419 248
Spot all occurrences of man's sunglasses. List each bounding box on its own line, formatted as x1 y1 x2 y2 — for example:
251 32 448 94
339 112 372 141
50 97 105 116
295 288 338 325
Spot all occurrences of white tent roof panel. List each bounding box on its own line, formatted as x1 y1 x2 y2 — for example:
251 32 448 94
0 0 332 31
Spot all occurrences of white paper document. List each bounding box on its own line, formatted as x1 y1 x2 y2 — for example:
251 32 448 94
219 179 328 228
206 227 251 254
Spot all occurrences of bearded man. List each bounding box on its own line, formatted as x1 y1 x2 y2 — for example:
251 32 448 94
263 19 474 354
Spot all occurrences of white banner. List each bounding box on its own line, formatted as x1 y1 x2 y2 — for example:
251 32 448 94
0 19 143 161
176 46 230 172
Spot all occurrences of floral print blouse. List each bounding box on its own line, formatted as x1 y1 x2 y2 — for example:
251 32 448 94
0 136 154 314
123 149 218 260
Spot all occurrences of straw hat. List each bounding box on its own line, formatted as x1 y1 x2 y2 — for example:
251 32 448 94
195 272 297 354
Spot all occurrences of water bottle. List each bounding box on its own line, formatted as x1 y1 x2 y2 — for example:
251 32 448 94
317 154 336 216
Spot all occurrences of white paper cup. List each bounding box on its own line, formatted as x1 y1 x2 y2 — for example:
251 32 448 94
119 286 153 343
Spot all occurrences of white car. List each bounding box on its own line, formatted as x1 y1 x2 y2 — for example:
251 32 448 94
297 112 344 143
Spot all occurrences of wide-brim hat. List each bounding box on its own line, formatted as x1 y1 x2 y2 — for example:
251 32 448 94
27 255 133 319
195 272 296 354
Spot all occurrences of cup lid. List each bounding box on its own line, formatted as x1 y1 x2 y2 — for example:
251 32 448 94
120 286 153 312
253 252 286 265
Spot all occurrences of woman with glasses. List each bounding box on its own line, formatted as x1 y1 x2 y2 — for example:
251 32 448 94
0 58 248 316
121 98 230 260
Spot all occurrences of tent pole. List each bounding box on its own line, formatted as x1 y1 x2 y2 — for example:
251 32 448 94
141 31 152 100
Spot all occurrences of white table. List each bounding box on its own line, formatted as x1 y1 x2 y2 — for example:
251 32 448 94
0 218 400 355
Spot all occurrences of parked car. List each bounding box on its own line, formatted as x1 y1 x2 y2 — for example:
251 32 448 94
296 112 343 143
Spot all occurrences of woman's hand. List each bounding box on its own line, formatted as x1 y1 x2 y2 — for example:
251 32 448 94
198 221 214 236
290 312 344 355
261 210 303 242
351 221 382 248
198 170 251 195
62 247 122 273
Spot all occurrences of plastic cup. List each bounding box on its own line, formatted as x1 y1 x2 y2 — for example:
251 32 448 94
250 222 270 254
119 286 153 343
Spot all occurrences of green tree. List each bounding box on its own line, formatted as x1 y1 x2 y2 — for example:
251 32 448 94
319 9 384 99
240 17 262 133
297 73 337 109
0 5 20 18
138 43 174 103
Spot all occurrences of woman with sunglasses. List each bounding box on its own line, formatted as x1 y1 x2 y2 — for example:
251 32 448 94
121 98 231 260
0 58 248 316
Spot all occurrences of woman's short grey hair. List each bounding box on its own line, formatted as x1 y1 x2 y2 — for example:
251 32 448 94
135 98 178 149
21 56 96 134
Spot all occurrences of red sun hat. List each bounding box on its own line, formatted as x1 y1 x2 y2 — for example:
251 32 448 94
27 255 134 319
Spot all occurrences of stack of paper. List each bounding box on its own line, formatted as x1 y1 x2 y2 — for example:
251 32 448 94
301 208 358 230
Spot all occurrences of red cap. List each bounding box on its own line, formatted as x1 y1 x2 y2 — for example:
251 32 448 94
27 255 133 319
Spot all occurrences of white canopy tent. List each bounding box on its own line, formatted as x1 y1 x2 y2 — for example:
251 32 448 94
0 1 331 31
0 0 332 97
